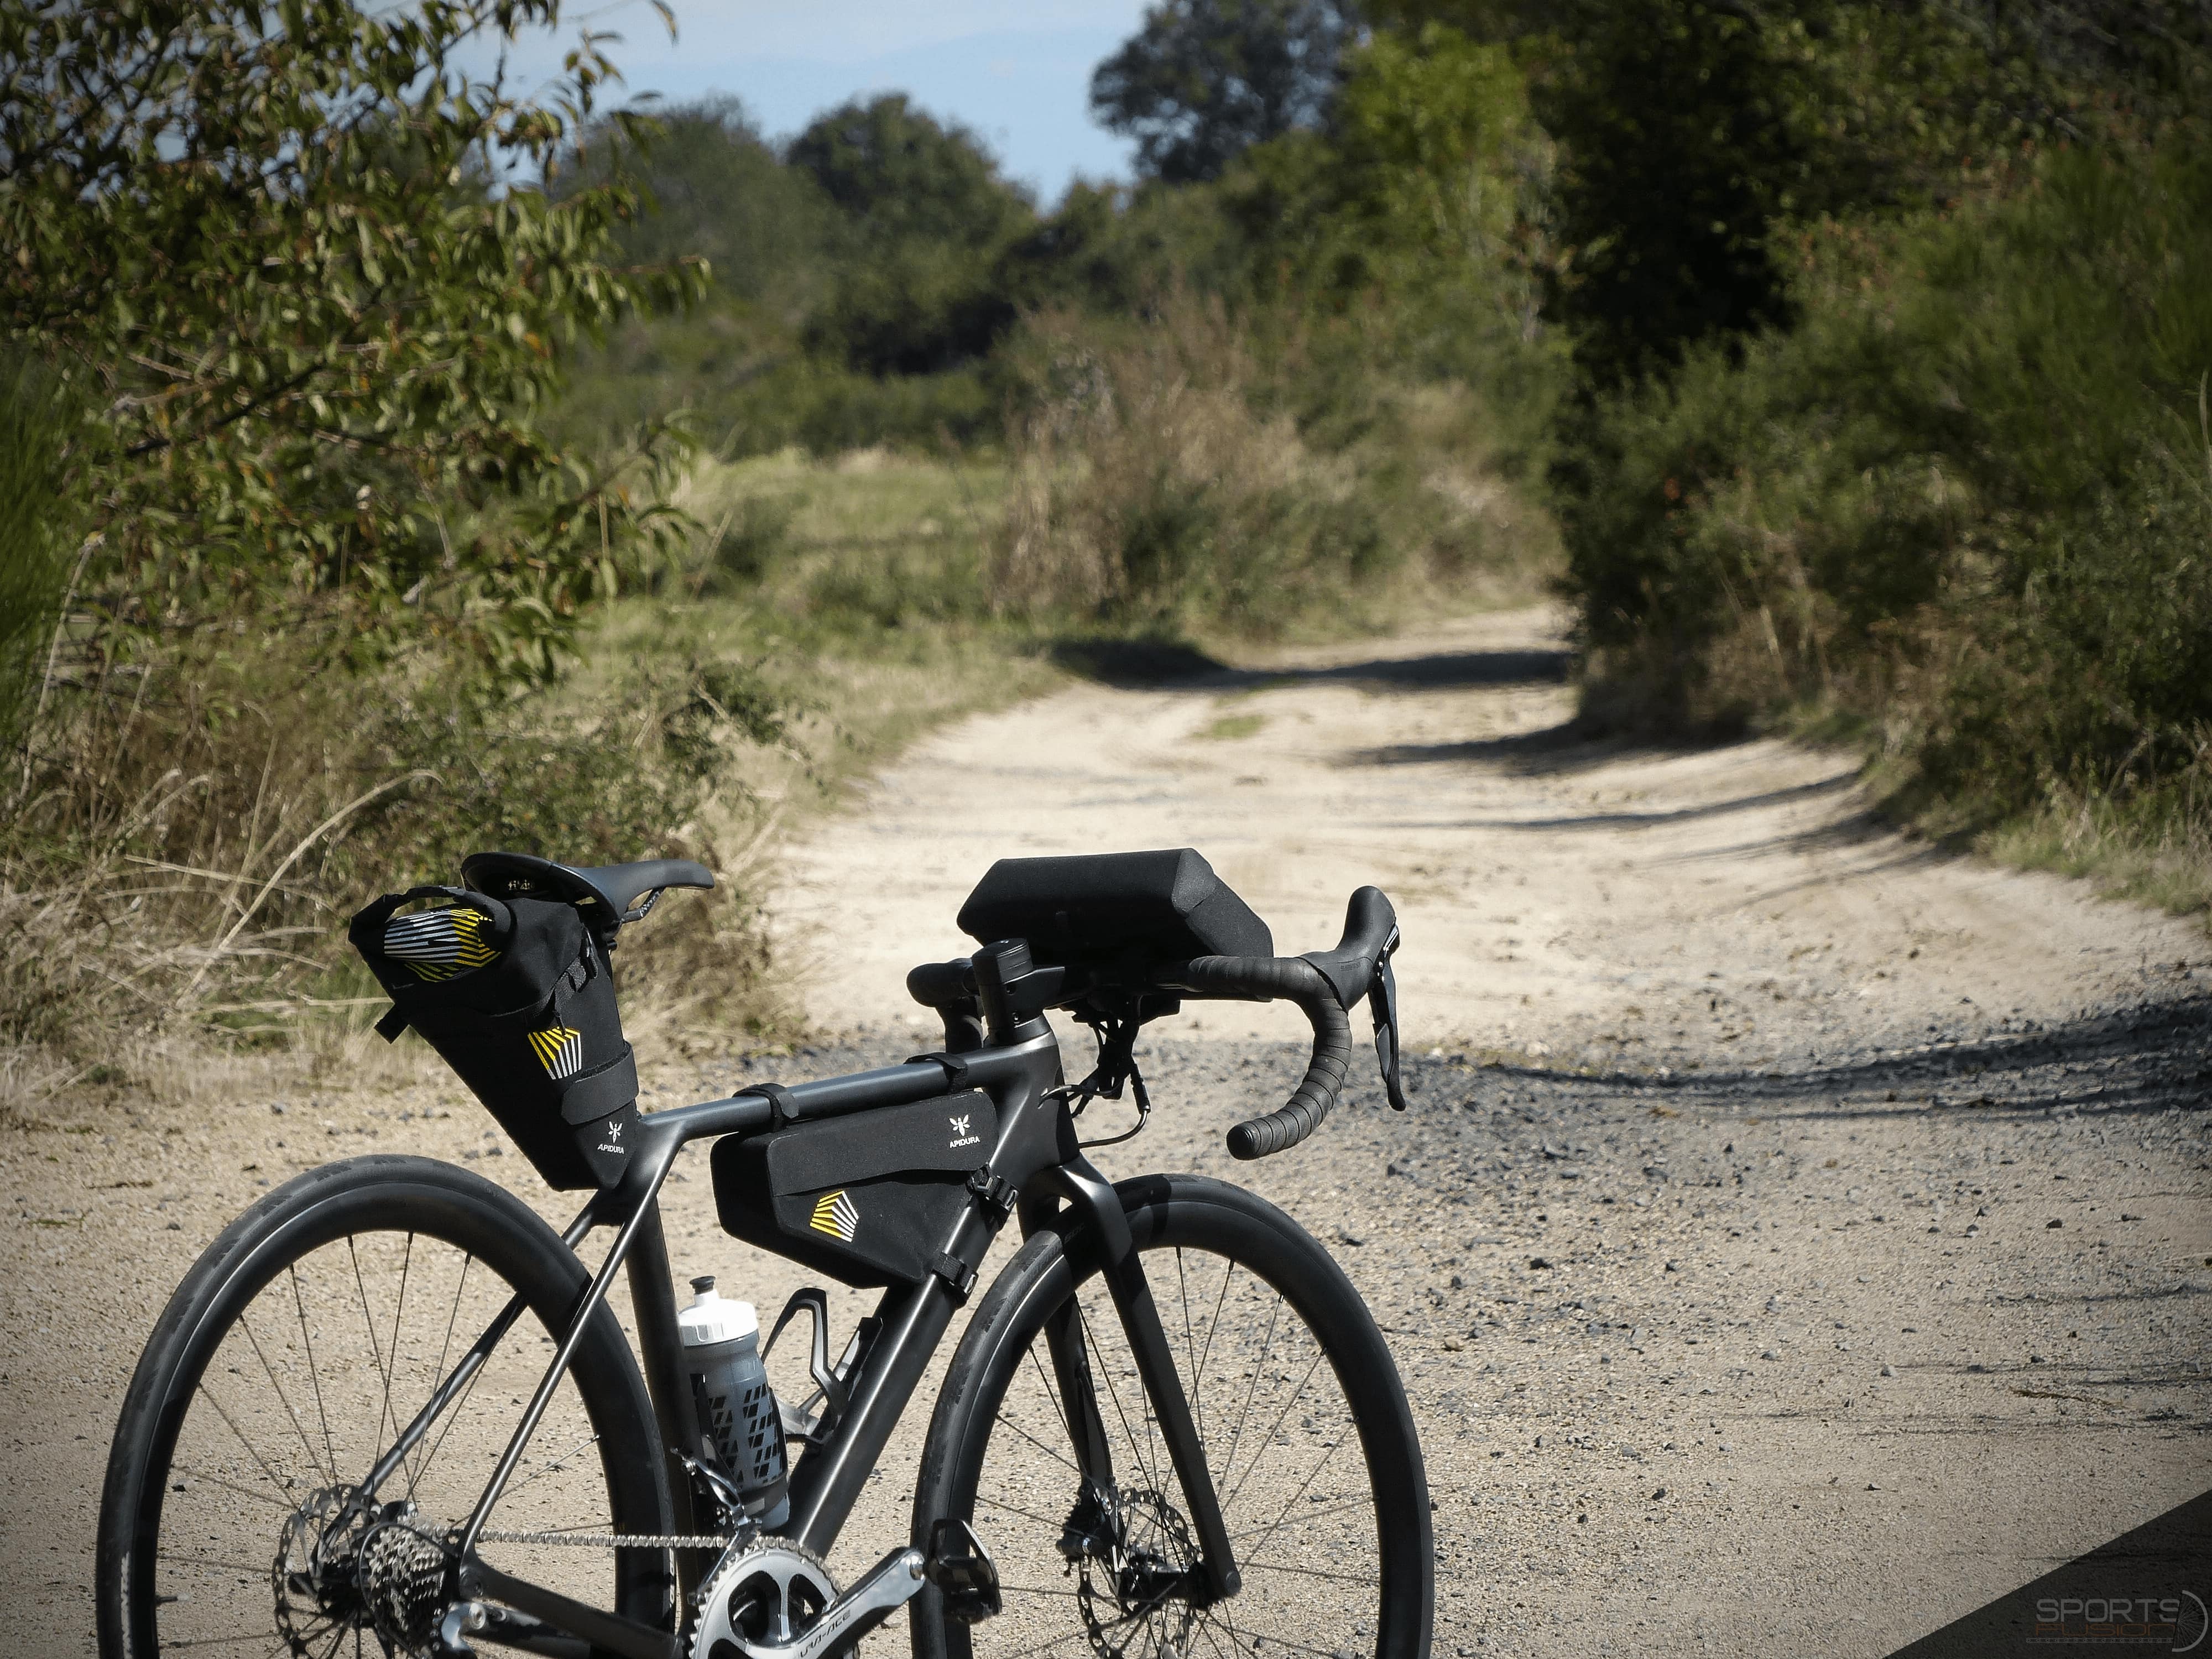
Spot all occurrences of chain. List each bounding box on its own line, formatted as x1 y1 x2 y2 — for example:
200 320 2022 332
477 1529 735 1550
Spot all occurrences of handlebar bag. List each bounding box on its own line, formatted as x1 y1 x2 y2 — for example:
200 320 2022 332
349 885 639 1190
710 1091 998 1287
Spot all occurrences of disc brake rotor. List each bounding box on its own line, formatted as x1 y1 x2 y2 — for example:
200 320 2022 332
1072 1488 1198 1659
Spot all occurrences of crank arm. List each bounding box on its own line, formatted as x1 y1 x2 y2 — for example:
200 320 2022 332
744 1546 927 1659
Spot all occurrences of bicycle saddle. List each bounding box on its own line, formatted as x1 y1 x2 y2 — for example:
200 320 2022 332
461 851 714 925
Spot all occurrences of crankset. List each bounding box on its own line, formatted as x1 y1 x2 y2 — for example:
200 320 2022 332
688 1521 1000 1659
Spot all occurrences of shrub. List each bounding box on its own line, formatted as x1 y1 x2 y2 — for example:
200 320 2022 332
0 640 796 1052
1558 123 2212 893
991 295 1546 635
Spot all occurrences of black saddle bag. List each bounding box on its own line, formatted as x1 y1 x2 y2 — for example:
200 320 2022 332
711 1091 998 1287
349 885 639 1190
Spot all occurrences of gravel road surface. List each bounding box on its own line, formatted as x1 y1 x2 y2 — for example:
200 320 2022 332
4 607 2206 1656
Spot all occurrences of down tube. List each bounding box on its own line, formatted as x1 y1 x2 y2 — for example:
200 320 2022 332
786 1274 964 1557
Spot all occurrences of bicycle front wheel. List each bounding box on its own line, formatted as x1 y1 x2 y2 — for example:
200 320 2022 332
96 1154 673 1658
912 1172 1432 1659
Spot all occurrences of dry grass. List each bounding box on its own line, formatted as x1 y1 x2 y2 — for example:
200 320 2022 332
993 295 1553 638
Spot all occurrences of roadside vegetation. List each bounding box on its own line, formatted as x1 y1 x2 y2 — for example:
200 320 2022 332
4 0 2206 1100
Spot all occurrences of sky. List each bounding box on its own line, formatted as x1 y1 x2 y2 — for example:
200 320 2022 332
489 0 1155 202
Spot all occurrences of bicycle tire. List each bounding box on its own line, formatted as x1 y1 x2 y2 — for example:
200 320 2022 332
96 1154 674 1658
910 1172 1432 1659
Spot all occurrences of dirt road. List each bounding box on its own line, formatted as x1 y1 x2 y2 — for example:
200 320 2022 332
4 606 2207 1656
763 605 2212 1651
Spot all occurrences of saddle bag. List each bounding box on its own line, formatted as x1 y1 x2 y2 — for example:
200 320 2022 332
349 885 639 1190
711 1091 998 1287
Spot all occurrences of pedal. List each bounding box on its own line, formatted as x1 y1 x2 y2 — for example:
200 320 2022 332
925 1517 1002 1625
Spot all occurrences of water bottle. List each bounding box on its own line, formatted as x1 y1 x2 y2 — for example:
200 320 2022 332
677 1276 789 1530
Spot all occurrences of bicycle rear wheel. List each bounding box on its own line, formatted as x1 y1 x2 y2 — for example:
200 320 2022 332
96 1154 672 1657
911 1173 1432 1659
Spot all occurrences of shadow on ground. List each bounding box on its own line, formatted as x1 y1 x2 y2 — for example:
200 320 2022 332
1447 994 2212 1125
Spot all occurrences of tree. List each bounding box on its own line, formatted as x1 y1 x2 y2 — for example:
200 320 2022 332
585 98 836 306
1092 0 1362 183
787 95 1033 252
1533 0 1806 390
1 0 704 684
787 96 1038 374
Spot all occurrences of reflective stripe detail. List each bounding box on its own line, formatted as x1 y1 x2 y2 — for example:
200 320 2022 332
382 906 499 982
808 1190 859 1243
527 1025 585 1081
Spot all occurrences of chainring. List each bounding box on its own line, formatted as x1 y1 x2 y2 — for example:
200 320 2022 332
690 1538 841 1659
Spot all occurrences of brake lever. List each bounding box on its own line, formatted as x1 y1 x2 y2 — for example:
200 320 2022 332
1366 936 1408 1112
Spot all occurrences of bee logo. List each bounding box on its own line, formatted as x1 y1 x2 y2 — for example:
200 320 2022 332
809 1190 859 1244
948 1113 979 1149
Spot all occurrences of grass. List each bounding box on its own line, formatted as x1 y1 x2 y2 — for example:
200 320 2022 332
5 395 1554 1108
1198 712 1267 741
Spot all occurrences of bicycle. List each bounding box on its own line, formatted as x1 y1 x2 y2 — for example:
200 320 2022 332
97 846 1432 1659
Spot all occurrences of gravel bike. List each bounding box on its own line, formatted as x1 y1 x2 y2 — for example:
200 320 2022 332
97 847 1432 1659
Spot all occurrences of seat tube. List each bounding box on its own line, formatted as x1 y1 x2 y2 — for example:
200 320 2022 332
623 1199 709 1601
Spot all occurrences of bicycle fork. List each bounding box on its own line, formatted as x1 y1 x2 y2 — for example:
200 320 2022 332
1037 1157 1242 1605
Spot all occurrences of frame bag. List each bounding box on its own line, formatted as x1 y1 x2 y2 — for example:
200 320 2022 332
711 1091 998 1287
349 886 638 1190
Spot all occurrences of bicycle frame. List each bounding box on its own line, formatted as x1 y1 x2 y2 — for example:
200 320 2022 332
371 1017 1240 1659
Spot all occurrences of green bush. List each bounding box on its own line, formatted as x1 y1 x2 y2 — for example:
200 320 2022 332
1558 124 2212 888
0 356 83 750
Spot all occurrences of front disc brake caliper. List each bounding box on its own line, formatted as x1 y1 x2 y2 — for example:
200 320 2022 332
1057 1477 1122 1568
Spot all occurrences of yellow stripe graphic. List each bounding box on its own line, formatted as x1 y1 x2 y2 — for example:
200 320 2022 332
808 1190 858 1243
527 1025 583 1080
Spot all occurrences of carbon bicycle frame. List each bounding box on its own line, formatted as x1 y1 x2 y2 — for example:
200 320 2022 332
363 1017 1240 1659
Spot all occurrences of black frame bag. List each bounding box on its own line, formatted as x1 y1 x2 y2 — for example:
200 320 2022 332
349 885 639 1190
710 1091 999 1287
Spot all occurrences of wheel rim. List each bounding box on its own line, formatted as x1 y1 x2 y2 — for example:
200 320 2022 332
959 1241 1391 1659
128 1218 633 1655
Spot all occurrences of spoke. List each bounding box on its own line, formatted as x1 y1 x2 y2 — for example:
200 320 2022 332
165 1465 295 1514
996 1582 1085 1599
507 1431 602 1496
1221 1347 1328 1516
419 1339 495 1488
1194 1260 1234 1486
1026 1337 1075 1453
1217 1291 1284 1505
997 1626 1092 1659
1202 1615 1360 1659
1230 1493 1370 1540
1239 1436 1349 1574
1192 1618 1238 1659
974 1491 1069 1532
348 1237 401 1475
1239 1558 1380 1587
289 1261 337 1480
410 1250 473 1500
156 1550 284 1575
384 1232 414 1481
154 1634 295 1652
994 1407 1082 1476
237 1308 327 1481
1176 1248 1207 1455
195 1381 299 1504
1074 1292 1158 1497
